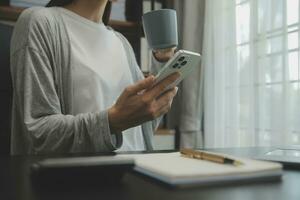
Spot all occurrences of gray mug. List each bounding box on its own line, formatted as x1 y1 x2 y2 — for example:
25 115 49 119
142 9 178 50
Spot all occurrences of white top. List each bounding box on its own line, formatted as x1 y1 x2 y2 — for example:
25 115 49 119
58 8 145 151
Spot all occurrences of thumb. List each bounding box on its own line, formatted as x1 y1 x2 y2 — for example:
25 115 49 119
125 75 155 96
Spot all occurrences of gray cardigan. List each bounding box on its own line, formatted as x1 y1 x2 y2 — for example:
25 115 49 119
10 7 162 155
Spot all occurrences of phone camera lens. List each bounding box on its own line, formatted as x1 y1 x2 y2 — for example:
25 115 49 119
181 61 187 66
173 63 179 68
178 56 185 62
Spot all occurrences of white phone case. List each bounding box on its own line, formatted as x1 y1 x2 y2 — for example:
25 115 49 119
154 50 201 90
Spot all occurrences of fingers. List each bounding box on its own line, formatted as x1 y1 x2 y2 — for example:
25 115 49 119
123 75 155 97
146 72 180 100
155 103 171 118
156 87 178 105
149 87 178 119
153 47 176 62
154 88 178 117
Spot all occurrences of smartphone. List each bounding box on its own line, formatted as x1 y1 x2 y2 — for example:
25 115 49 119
154 50 201 91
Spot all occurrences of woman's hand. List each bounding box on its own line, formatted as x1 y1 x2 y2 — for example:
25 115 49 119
153 47 177 62
108 73 180 133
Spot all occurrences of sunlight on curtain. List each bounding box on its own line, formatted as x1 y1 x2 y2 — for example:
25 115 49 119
203 0 300 147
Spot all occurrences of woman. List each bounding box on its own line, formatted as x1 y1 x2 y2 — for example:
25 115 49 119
10 0 178 155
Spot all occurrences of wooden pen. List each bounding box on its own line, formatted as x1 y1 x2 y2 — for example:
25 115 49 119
180 148 244 166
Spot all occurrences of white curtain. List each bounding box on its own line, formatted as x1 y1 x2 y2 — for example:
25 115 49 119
203 0 300 148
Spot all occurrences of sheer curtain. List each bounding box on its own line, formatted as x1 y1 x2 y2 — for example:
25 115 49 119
203 0 300 148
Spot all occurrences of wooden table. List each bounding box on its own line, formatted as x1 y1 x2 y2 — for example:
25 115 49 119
1 147 300 200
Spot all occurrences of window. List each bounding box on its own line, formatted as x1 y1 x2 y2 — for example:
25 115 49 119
203 0 300 147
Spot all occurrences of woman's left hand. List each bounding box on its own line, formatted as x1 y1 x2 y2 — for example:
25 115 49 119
153 47 176 63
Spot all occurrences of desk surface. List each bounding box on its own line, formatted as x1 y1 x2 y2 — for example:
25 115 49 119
1 147 300 200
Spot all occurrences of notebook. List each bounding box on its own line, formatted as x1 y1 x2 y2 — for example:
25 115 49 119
118 152 282 187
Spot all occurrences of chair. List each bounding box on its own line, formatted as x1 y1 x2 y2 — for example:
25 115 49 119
0 22 13 155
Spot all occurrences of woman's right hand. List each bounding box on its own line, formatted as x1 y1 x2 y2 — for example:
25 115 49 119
108 73 180 133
